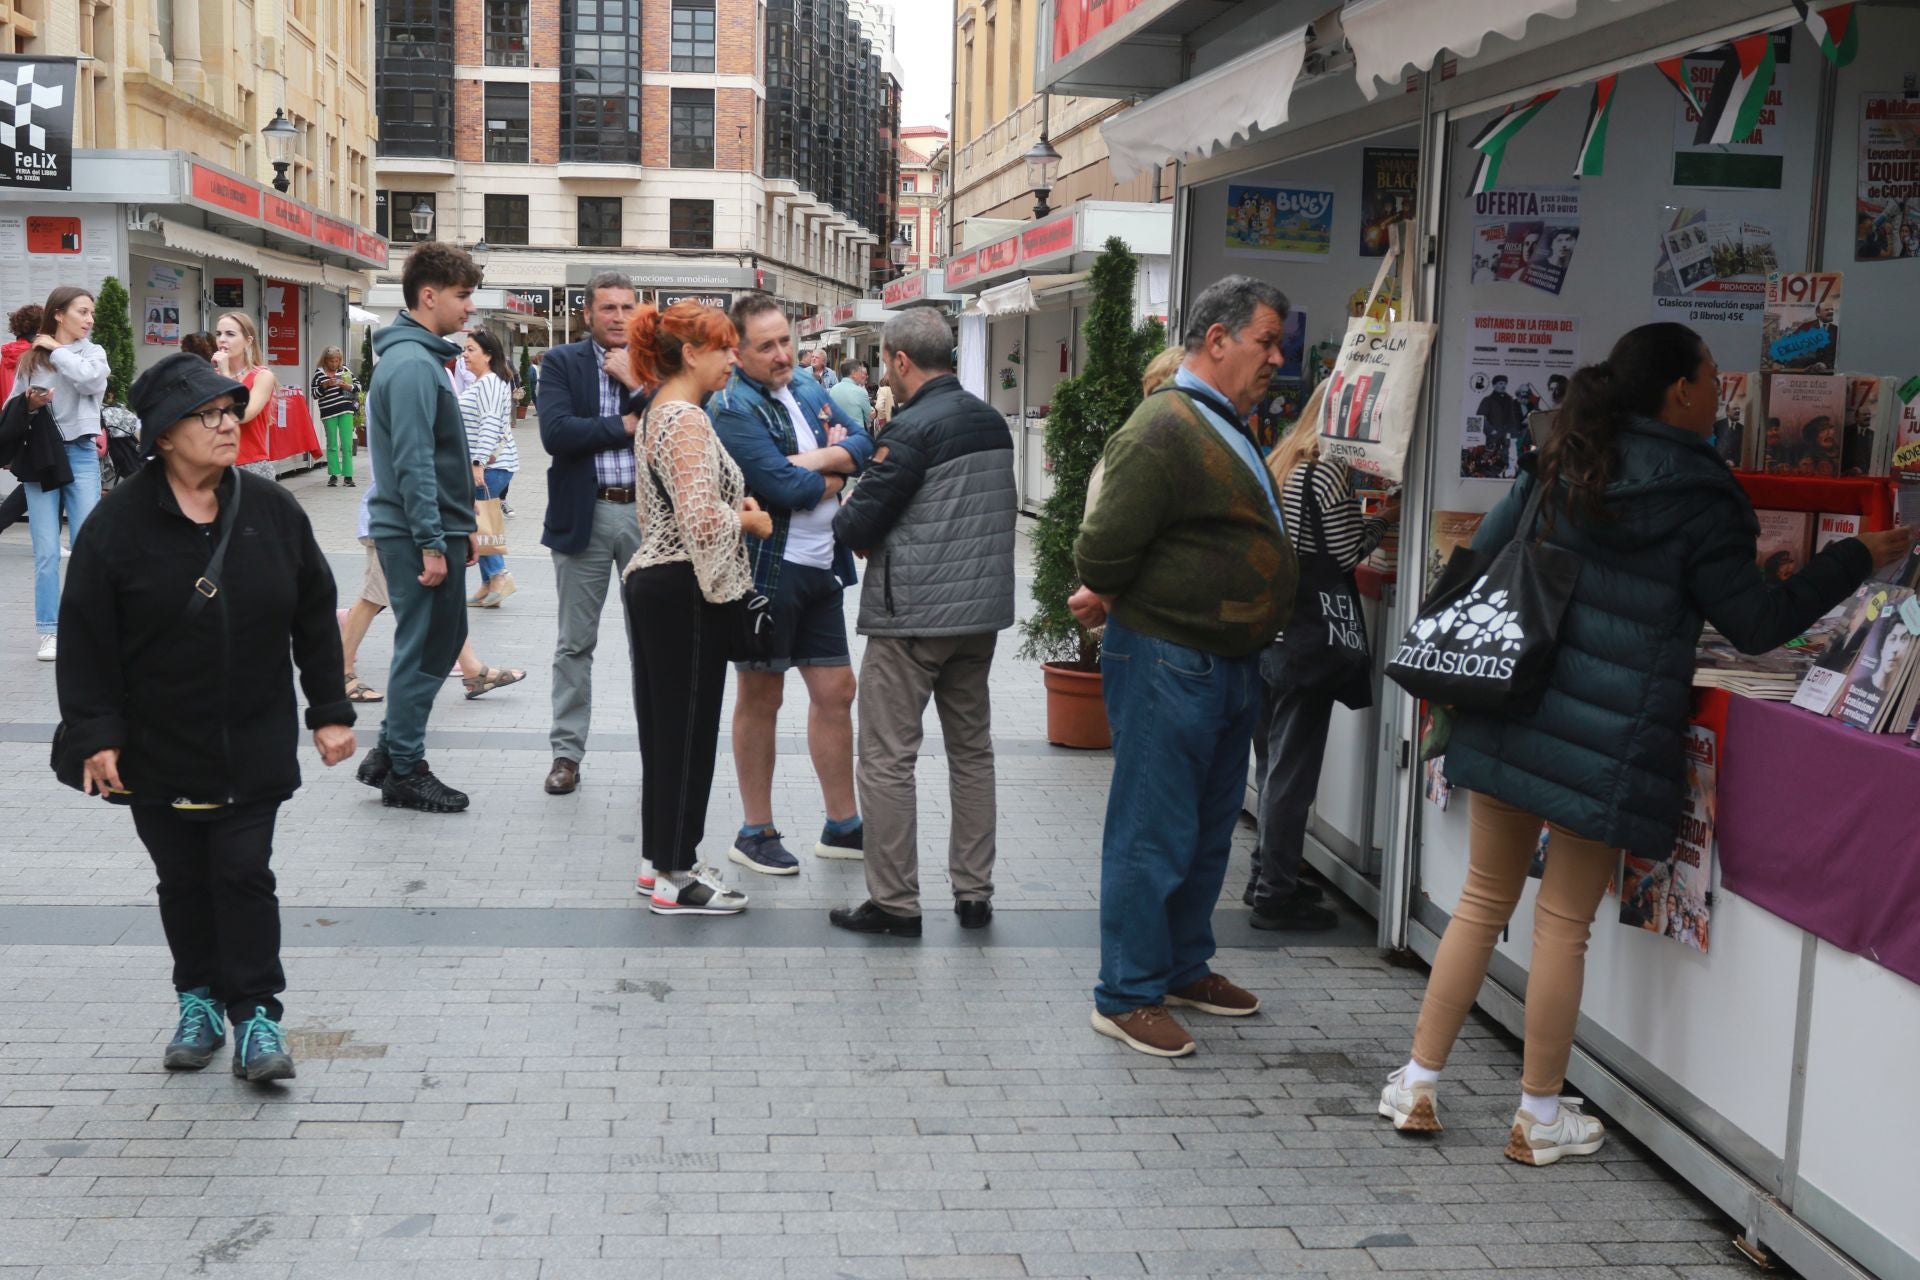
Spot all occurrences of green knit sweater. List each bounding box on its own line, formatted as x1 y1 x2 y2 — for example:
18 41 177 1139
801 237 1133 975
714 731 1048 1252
1074 389 1295 659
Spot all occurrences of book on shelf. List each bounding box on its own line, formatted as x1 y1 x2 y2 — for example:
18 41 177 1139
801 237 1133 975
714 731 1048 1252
1814 512 1863 553
1754 509 1813 582
1842 375 1891 476
1424 510 1485 595
1763 373 1847 476
1715 372 1754 469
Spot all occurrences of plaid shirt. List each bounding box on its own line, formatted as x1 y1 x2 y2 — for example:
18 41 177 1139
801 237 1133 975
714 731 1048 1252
588 342 636 489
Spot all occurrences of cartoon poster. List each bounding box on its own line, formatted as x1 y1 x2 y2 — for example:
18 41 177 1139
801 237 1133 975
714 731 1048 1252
1858 95 1920 261
1460 312 1579 479
1468 187 1580 295
1225 184 1334 261
1651 207 1778 327
1359 147 1418 257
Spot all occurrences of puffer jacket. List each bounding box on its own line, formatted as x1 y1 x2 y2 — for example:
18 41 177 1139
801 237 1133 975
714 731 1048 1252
832 374 1016 637
1446 416 1871 856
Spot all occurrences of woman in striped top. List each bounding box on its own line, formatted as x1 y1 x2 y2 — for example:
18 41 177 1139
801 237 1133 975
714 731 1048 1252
311 346 359 487
458 329 520 607
1245 394 1398 930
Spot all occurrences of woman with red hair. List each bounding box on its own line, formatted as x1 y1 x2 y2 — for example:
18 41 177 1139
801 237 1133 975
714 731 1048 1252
623 302 773 916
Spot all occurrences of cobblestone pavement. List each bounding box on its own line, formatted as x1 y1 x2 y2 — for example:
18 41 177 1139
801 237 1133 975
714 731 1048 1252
0 435 1771 1278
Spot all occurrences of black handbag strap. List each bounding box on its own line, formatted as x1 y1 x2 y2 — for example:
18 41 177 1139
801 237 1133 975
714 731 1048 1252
1298 459 1333 559
183 472 243 624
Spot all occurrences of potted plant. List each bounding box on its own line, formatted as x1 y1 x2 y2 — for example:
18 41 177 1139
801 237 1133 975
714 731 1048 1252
515 344 534 419
1017 238 1165 749
94 276 135 405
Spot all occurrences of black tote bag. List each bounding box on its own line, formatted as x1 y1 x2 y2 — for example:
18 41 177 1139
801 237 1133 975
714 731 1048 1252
1384 476 1581 714
1272 461 1373 709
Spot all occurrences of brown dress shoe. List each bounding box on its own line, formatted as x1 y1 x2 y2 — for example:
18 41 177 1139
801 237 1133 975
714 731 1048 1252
544 758 580 795
1089 1005 1196 1058
1164 973 1261 1017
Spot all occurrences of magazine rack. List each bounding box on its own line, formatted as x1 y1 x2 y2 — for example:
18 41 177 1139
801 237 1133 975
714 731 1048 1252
1732 472 1898 531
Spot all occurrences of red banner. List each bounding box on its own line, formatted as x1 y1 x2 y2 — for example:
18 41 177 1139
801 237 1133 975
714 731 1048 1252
264 279 302 368
191 164 262 219
312 214 356 252
945 251 979 287
1021 212 1076 264
1053 0 1149 61
262 193 315 239
883 273 927 307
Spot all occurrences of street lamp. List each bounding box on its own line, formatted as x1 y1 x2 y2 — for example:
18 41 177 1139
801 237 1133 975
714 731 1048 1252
1023 133 1062 219
261 108 298 194
469 238 491 266
409 198 436 239
889 227 910 271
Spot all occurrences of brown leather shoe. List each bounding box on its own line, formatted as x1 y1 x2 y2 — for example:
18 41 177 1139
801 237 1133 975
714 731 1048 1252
544 758 579 795
1090 1005 1196 1058
1164 973 1260 1017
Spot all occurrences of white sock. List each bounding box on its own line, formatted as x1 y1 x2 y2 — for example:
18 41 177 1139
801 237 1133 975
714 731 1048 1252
1521 1091 1560 1126
1402 1059 1440 1087
666 870 694 888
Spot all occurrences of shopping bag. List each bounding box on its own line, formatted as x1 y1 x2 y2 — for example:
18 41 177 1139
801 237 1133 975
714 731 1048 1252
474 492 509 557
1317 224 1436 485
1272 459 1374 708
1384 477 1580 714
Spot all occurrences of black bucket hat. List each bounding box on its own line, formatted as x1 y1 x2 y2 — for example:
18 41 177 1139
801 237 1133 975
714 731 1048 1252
127 353 248 457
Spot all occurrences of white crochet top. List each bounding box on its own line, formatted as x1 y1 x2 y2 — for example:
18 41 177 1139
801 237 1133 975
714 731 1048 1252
626 399 754 604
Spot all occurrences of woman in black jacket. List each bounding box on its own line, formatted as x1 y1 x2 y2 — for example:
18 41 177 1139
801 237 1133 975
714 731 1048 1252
1377 323 1910 1164
55 353 357 1084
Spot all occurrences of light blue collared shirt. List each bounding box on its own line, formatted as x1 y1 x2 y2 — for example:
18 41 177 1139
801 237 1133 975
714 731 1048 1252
1172 367 1286 534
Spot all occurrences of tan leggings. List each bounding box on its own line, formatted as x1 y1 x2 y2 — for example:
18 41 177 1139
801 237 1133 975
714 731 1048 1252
1411 791 1617 1097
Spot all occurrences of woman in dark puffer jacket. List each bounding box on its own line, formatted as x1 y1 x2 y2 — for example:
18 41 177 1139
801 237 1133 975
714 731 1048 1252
1375 322 1911 1165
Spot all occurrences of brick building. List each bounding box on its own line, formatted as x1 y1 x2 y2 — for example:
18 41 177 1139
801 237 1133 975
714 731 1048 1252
897 124 946 274
372 0 899 337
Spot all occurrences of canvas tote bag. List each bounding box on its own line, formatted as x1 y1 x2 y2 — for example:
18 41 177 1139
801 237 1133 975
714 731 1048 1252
473 485 510 558
1316 223 1437 485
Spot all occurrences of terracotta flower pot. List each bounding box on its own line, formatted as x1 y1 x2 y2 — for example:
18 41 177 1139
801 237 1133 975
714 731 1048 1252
1042 662 1111 750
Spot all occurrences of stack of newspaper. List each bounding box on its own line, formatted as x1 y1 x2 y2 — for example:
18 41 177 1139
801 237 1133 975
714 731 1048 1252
1693 627 1819 700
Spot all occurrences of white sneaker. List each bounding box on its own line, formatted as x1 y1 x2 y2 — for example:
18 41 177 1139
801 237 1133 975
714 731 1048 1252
1378 1067 1442 1133
36 634 56 662
1505 1097 1606 1166
648 864 748 916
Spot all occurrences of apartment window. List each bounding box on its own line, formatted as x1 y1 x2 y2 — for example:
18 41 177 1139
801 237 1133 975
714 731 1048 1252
484 194 529 245
485 82 530 163
377 0 455 158
670 89 715 168
930 171 941 193
561 0 643 163
577 196 622 247
901 221 913 245
671 0 716 73
485 0 530 66
899 176 914 193
669 199 714 250
376 189 436 240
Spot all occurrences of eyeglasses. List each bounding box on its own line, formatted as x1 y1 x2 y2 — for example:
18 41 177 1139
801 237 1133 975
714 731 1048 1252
185 405 241 431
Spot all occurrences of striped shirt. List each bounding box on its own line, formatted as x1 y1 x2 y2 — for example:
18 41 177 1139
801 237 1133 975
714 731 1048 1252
1280 457 1388 571
459 371 519 475
589 341 637 488
310 365 356 419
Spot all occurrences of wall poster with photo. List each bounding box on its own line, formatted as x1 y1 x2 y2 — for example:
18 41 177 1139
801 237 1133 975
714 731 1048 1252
1857 95 1920 261
1459 312 1579 479
1468 187 1581 296
1359 146 1418 257
1650 206 1779 328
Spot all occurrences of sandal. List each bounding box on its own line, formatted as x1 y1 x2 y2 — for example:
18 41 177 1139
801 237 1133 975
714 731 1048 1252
463 667 526 699
345 675 384 703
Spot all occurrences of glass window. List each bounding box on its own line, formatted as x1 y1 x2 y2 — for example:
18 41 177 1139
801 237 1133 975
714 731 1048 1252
900 176 914 193
670 199 714 250
484 194 529 245
485 82 530 163
672 1 716 73
577 196 623 248
377 190 437 240
560 0 643 163
485 0 530 66
671 89 715 169
375 0 454 158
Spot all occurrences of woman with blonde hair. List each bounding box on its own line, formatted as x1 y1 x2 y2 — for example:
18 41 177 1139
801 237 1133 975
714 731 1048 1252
311 344 358 487
211 312 279 481
1140 344 1184 398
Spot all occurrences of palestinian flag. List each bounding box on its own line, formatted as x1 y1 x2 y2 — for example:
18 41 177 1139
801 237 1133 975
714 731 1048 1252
1467 91 1558 196
1793 2 1858 67
1691 33 1775 147
1654 57 1705 117
1574 75 1618 178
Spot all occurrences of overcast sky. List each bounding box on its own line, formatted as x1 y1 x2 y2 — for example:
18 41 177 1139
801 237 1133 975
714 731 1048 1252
894 1 955 130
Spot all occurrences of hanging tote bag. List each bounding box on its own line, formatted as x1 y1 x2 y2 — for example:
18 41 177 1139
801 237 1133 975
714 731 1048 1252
1384 475 1582 714
1272 460 1374 709
473 484 510 558
1317 223 1437 485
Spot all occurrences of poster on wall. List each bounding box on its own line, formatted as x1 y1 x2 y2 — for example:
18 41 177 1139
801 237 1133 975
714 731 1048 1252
1247 310 1310 451
1459 312 1579 479
1761 271 1842 372
1224 184 1334 261
142 262 183 347
0 208 115 316
1619 721 1715 953
212 277 245 309
1650 207 1778 327
1762 372 1846 475
1359 147 1418 257
264 280 302 368
1468 188 1580 295
1672 33 1789 190
1858 95 1920 260
0 56 77 190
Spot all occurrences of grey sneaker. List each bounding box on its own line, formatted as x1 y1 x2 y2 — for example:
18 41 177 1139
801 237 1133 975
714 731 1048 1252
163 988 226 1071
1506 1098 1605 1166
729 829 800 876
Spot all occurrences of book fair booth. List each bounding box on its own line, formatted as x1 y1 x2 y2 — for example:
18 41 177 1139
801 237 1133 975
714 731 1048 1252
1061 2 1920 1276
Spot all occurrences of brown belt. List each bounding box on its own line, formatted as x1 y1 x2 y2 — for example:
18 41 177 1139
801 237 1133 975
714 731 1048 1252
597 486 636 504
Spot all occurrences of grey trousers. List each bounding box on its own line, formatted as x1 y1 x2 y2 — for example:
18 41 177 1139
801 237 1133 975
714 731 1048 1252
857 633 999 915
1249 644 1337 904
549 499 645 763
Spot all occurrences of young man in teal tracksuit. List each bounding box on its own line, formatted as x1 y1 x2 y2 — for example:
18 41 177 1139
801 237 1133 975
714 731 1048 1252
356 243 483 813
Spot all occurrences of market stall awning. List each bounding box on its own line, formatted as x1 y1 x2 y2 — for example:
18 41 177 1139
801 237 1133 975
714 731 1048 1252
1343 0 1635 98
1101 25 1307 181
966 273 1090 317
159 219 264 272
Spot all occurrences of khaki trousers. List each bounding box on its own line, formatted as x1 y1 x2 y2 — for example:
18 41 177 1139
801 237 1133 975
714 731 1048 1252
1411 791 1618 1097
857 633 999 915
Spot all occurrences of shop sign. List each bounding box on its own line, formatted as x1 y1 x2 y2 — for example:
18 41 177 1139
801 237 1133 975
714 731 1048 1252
356 230 388 263
312 214 356 253
191 163 262 220
504 287 552 317
212 277 246 309
263 192 315 239
883 273 927 307
0 57 76 190
1053 0 1152 62
187 161 386 267
1021 213 1077 265
946 250 980 287
564 287 588 316
831 301 856 326
658 291 732 310
263 279 302 368
977 236 1021 277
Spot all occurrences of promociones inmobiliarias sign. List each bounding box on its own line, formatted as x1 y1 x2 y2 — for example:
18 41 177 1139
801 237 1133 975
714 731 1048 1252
0 56 76 190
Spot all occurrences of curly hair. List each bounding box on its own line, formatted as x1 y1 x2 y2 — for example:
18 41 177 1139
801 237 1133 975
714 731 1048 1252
8 303 42 342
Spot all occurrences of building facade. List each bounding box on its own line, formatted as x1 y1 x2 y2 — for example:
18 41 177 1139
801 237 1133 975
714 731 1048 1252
897 124 946 274
372 0 899 339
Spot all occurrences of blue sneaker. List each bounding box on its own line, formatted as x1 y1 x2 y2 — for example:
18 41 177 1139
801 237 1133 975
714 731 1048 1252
815 821 865 861
729 829 800 876
163 988 225 1071
230 1007 296 1083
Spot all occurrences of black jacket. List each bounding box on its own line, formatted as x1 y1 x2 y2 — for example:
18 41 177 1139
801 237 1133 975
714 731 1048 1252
56 465 353 806
1 394 72 488
832 374 1017 637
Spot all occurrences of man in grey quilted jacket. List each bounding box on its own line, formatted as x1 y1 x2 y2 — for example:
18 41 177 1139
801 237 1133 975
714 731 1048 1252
826 308 1017 938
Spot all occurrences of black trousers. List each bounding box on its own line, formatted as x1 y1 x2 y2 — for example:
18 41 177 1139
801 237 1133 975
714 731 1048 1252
130 801 285 1023
625 563 731 875
1249 647 1338 905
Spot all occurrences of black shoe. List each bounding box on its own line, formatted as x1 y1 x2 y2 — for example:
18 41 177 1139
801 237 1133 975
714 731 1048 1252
1244 878 1323 907
955 900 992 929
1250 894 1340 932
356 744 391 788
381 761 469 813
828 900 922 937
343 476 356 488
327 475 338 487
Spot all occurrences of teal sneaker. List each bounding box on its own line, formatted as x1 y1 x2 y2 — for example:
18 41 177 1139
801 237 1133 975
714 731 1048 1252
230 1007 296 1083
163 988 226 1071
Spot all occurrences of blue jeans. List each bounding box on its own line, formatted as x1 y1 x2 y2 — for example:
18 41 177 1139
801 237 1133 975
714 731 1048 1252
25 438 101 632
1094 617 1263 1015
475 468 512 581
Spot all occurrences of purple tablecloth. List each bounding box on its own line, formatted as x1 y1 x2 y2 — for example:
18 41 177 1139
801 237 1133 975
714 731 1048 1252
1718 695 1920 988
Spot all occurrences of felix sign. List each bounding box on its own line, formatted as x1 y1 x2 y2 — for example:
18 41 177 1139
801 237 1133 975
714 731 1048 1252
0 57 76 191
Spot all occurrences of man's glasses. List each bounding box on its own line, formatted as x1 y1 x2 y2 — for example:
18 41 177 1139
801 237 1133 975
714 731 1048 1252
185 405 241 431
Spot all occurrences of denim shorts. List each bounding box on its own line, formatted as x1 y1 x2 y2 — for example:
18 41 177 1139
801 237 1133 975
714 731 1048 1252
735 562 850 674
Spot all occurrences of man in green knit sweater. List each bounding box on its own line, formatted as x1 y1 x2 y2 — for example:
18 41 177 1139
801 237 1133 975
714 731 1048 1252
1071 275 1298 1058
